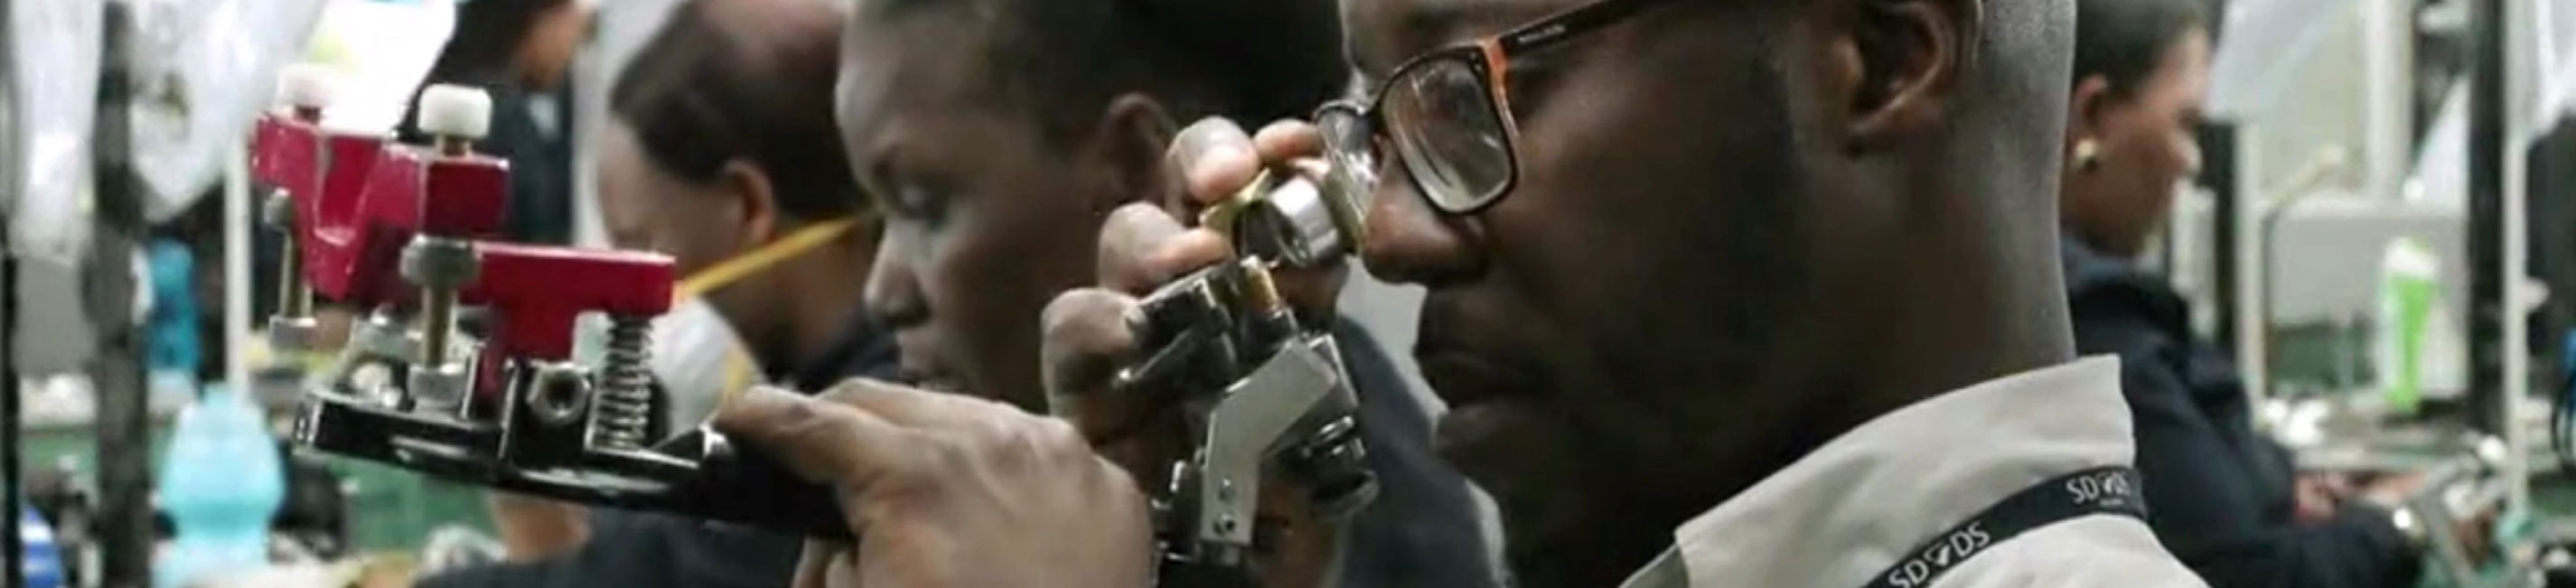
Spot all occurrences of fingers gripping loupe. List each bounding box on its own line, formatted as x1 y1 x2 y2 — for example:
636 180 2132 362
1118 164 1380 584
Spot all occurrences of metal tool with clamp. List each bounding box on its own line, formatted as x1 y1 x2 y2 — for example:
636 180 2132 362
1118 167 1381 585
258 72 841 537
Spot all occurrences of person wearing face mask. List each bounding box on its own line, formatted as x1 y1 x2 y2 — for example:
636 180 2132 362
2057 0 2424 585
592 1 892 402
417 0 887 586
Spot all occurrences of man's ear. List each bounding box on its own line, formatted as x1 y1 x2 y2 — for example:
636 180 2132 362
2065 75 2112 154
716 160 782 247
1089 93 1180 214
1845 0 1977 149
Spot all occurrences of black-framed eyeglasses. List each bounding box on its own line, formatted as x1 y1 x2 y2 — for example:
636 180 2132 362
1316 0 1672 214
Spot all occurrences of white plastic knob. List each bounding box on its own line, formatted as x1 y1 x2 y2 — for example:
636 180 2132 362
416 84 493 140
278 64 336 110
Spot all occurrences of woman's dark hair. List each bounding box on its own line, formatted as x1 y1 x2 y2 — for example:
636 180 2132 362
2073 0 2217 94
424 0 576 87
610 0 863 220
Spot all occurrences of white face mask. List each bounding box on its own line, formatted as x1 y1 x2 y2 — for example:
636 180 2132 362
651 298 759 428
648 218 862 427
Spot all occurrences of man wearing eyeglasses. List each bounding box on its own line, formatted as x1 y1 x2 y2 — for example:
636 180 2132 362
707 0 2217 586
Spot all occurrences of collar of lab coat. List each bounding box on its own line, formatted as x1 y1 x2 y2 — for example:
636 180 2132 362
1621 356 2136 588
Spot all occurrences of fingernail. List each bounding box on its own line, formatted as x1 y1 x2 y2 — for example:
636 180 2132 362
1204 142 1251 166
1187 145 1257 198
716 386 798 427
1174 118 1251 167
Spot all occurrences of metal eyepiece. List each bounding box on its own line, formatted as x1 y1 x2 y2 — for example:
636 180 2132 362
1207 169 1367 268
1242 175 1350 267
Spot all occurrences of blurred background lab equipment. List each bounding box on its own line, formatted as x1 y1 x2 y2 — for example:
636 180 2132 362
2148 0 2576 583
7 0 519 585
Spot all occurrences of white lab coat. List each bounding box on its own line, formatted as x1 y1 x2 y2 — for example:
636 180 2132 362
1616 357 2210 588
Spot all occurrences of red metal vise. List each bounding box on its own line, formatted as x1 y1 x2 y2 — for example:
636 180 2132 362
247 103 510 310
270 77 845 542
248 77 678 357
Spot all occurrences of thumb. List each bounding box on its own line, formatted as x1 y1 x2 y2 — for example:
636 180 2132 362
1042 289 1158 442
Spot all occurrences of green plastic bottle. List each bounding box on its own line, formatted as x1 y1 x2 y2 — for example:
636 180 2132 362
2375 238 2439 415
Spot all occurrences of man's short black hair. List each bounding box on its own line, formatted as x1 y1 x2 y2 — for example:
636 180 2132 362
870 0 1349 145
2073 0 2216 94
612 0 864 220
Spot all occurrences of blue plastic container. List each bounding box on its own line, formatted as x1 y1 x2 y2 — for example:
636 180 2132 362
155 385 284 587
20 503 64 588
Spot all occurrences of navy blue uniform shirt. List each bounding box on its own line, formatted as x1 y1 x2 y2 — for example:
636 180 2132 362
2063 238 2418 588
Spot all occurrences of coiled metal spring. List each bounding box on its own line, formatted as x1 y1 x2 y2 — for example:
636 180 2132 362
592 316 654 450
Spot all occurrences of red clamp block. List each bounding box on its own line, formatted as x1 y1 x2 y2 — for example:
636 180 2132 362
310 145 511 307
251 112 400 303
248 113 328 201
421 154 510 237
463 244 676 362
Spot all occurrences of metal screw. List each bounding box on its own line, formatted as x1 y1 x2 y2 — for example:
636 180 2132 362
400 238 478 412
263 191 311 319
263 191 319 353
400 238 477 370
434 135 473 157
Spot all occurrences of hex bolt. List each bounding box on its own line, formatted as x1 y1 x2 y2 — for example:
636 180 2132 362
527 364 592 426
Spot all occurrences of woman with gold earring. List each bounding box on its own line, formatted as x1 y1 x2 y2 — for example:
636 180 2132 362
2056 0 2430 586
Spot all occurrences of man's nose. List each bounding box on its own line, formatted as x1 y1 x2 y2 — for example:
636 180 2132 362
1358 168 1483 287
864 238 930 328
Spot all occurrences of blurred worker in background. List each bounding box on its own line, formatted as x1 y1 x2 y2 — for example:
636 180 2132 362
417 0 887 585
833 0 1495 585
401 0 593 245
705 0 2215 585
2056 0 2427 584
592 0 892 424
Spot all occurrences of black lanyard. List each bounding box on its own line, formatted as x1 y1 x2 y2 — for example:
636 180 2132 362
1861 466 2149 588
